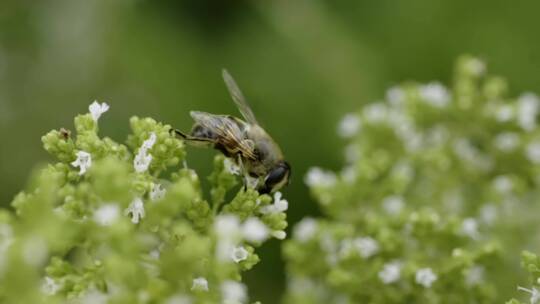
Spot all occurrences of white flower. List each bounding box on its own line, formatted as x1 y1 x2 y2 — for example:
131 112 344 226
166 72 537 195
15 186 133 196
224 158 241 175
341 166 357 183
386 86 405 107
221 281 247 304
93 204 120 226
242 218 269 243
293 217 318 242
191 277 209 292
460 218 480 240
80 289 109 304
518 286 540 304
272 230 287 240
150 183 166 201
304 167 337 187
419 82 450 108
518 93 540 131
415 268 437 288
494 132 520 152
378 261 401 284
89 101 110 122
480 204 497 225
382 196 404 215
465 266 484 286
231 246 249 263
493 175 513 194
42 276 61 295
526 141 540 164
337 113 360 138
134 133 157 173
124 197 145 224
465 58 486 76
214 215 241 240
354 237 379 259
71 151 92 175
363 102 388 123
245 175 260 189
260 192 288 214
495 104 514 122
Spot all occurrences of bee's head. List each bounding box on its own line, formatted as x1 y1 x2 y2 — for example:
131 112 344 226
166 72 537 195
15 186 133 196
259 161 291 194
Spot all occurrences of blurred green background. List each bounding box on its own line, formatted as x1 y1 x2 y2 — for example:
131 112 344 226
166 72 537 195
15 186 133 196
1 0 540 302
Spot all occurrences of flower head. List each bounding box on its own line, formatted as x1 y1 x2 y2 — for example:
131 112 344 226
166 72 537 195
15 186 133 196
378 261 401 284
71 150 92 175
415 268 437 288
337 113 360 138
419 82 450 108
93 204 120 226
149 183 166 201
124 197 145 224
191 277 209 292
134 133 156 173
231 246 249 263
89 101 110 122
293 217 318 242
242 218 269 243
221 281 247 304
260 192 288 214
354 237 379 259
304 167 337 188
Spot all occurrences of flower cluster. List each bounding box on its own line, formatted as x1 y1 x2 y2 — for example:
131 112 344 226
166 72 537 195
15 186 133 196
0 102 288 303
285 56 540 303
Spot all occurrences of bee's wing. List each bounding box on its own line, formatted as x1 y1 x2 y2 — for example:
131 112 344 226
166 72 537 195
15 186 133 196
190 111 257 160
222 69 260 126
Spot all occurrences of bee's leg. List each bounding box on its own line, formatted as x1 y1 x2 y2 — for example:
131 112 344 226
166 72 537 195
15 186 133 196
171 128 214 148
237 155 248 191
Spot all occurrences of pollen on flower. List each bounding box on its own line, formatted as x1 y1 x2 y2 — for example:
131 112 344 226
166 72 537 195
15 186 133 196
124 197 145 224
71 150 92 175
415 268 437 288
260 192 288 214
231 246 249 263
93 204 120 226
149 183 166 201
378 261 401 284
191 277 209 292
89 101 110 122
242 217 269 243
337 113 360 138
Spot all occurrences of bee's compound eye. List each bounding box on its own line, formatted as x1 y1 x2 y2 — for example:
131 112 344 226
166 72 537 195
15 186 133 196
263 162 291 193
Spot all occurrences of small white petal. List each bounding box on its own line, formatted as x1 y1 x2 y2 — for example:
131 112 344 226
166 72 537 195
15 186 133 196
133 133 157 173
71 151 92 175
518 286 540 304
465 266 484 287
378 261 401 284
214 215 241 240
419 82 450 108
260 192 289 214
493 175 513 194
191 277 209 292
150 183 166 201
124 197 145 224
231 246 249 263
363 102 388 123
382 196 404 215
354 237 379 259
415 268 437 288
42 276 61 295
221 281 247 304
494 132 520 152
518 93 540 131
272 230 287 240
293 217 318 242
495 105 514 122
386 86 405 107
304 167 337 188
461 218 480 240
242 218 269 243
89 101 110 122
93 204 120 226
337 113 360 138
224 158 241 175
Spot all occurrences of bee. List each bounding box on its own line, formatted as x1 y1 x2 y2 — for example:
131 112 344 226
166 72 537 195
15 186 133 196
172 70 291 194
